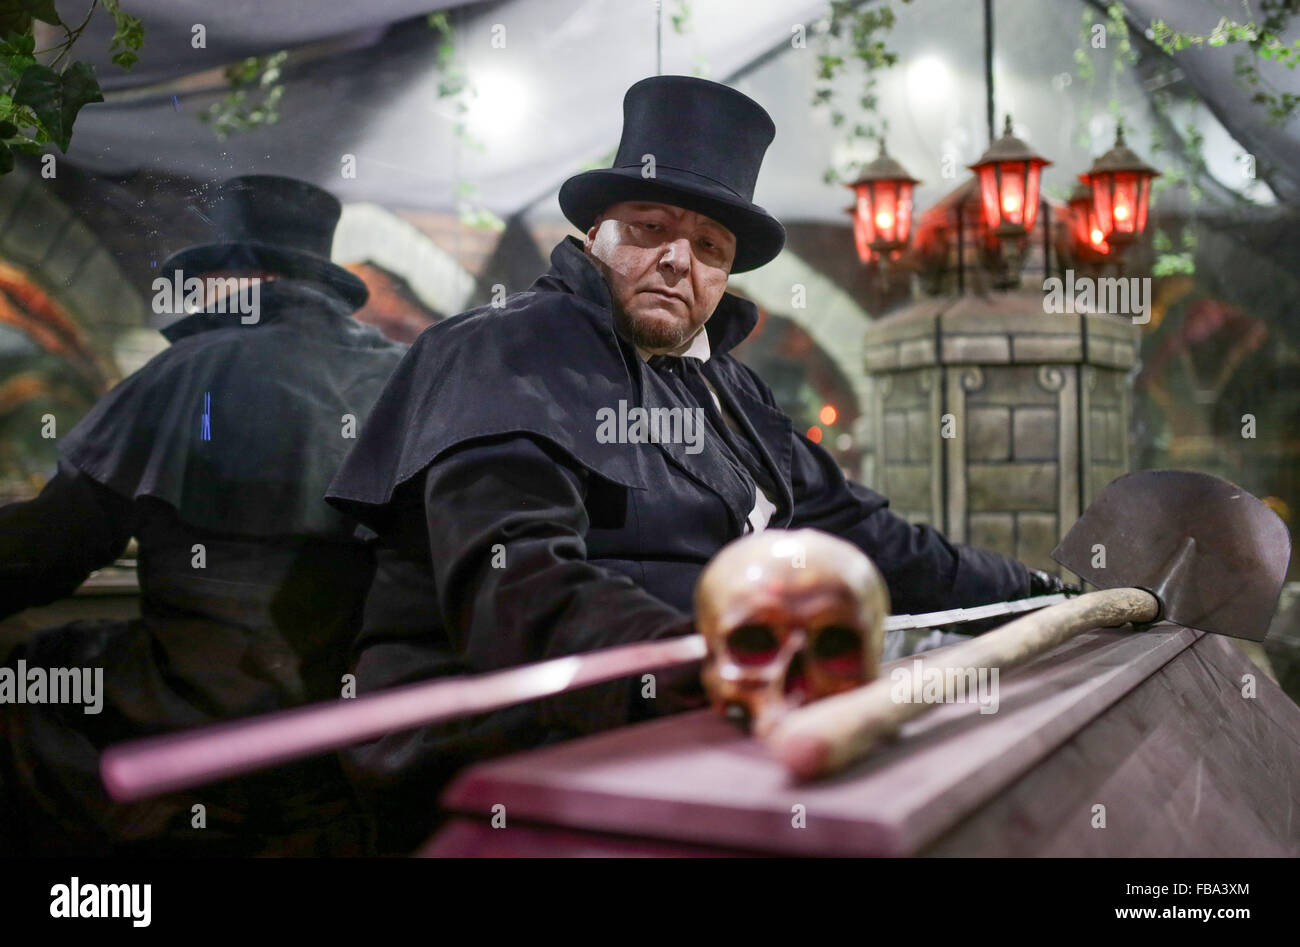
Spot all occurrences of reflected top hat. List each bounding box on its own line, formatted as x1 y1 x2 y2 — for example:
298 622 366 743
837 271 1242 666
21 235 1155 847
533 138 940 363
161 174 367 308
559 76 786 272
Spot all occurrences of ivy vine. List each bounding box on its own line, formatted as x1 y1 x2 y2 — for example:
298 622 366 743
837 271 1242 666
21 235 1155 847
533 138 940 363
1150 1 1300 125
1074 3 1202 276
0 0 143 174
427 10 501 232
811 0 911 186
199 50 287 140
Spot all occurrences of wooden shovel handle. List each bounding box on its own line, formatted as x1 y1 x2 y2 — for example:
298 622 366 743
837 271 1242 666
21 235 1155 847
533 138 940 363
764 587 1160 780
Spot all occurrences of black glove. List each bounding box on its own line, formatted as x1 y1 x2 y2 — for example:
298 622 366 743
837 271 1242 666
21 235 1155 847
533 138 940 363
1026 567 1082 597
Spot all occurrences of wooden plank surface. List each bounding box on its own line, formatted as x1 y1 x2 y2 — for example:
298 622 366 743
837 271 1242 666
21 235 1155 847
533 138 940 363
924 632 1300 856
433 624 1201 856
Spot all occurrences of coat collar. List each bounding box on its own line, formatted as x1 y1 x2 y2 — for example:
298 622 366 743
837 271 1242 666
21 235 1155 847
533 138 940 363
160 279 365 344
532 236 759 357
531 236 788 534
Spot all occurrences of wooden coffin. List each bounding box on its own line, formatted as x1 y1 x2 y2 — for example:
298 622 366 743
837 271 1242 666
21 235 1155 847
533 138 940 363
422 623 1300 856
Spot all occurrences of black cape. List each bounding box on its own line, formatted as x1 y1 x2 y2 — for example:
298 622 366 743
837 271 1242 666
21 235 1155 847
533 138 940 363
326 239 779 530
60 280 404 538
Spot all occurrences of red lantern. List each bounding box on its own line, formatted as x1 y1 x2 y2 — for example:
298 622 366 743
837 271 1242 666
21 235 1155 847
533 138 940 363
1082 121 1159 251
1067 180 1109 258
968 115 1051 238
845 139 920 260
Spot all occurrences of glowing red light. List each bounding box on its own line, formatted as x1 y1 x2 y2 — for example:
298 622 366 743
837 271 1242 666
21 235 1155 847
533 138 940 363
807 426 823 444
819 404 838 426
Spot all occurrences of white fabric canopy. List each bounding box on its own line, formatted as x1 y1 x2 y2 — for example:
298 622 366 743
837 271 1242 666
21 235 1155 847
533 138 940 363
54 0 1297 221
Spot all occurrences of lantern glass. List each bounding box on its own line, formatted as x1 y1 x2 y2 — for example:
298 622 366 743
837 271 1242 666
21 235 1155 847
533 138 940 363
852 189 873 262
1091 181 1111 239
1111 171 1139 235
855 188 873 236
1136 176 1151 234
1087 210 1109 253
873 183 898 244
1069 198 1090 247
1069 191 1109 257
977 165 1000 229
1023 163 1041 232
998 164 1025 227
896 181 914 246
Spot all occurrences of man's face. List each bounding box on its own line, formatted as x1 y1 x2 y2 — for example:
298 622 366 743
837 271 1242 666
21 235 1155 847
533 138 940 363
195 270 277 310
584 201 737 354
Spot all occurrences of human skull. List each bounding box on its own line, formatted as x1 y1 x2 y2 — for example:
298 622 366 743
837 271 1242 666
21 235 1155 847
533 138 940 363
694 529 889 735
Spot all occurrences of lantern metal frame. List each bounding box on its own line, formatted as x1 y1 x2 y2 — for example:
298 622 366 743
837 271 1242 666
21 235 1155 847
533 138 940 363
846 138 921 261
969 115 1052 237
1082 121 1160 255
968 114 1052 287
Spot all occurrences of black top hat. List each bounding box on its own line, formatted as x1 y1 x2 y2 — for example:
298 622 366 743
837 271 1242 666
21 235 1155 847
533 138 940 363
161 175 367 307
559 76 786 273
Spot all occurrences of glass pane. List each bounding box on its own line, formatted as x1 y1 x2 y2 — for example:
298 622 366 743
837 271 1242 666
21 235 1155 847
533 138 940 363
1024 163 1041 232
1091 177 1112 237
977 165 1000 228
999 163 1025 227
873 184 898 244
897 181 915 244
1113 172 1138 234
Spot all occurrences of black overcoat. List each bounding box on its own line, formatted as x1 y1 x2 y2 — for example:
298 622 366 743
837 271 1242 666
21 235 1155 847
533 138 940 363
326 237 1030 850
0 280 405 855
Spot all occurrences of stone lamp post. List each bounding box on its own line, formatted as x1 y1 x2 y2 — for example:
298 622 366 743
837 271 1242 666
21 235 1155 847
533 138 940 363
862 289 1139 578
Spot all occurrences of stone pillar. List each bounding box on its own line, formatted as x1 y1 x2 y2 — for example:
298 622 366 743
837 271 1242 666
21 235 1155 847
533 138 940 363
863 289 1139 577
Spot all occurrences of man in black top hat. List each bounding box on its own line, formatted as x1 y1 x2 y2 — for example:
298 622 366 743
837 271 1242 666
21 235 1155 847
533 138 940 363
0 175 405 855
327 76 1068 852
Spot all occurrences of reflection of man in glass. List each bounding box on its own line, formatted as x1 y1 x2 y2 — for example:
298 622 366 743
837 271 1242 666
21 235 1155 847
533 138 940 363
0 176 405 855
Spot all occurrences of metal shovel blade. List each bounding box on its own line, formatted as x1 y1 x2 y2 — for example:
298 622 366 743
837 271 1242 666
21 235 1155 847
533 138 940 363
1051 470 1291 642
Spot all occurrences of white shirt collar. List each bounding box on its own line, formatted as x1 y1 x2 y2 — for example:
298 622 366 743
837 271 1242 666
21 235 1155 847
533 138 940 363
636 328 711 363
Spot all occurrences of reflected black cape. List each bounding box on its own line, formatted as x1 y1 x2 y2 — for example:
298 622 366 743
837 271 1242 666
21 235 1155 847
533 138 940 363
59 280 405 539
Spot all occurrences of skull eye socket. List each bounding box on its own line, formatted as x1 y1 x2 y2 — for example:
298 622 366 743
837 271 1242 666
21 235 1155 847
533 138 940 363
811 625 864 674
726 624 781 665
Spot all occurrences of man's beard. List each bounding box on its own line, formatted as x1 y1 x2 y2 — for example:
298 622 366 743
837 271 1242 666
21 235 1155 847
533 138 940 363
611 299 700 353
586 249 702 353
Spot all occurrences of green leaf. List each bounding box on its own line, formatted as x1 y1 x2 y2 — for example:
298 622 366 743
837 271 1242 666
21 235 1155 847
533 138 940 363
1 32 36 57
1152 252 1195 277
12 63 61 136
103 0 145 69
1 33 36 80
426 11 452 37
12 61 104 152
59 61 104 139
